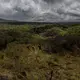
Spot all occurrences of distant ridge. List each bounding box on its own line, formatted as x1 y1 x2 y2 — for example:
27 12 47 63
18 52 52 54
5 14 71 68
0 18 18 22
0 18 80 25
0 18 7 22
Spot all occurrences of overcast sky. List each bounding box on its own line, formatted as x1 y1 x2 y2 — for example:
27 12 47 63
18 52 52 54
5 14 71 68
0 0 80 22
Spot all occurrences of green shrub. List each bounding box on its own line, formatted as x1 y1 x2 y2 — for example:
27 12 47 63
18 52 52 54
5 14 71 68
67 26 80 35
43 27 67 37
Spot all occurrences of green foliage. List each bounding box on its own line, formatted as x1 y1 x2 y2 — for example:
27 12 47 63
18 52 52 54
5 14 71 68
43 27 67 37
0 23 80 80
0 24 33 49
67 26 80 35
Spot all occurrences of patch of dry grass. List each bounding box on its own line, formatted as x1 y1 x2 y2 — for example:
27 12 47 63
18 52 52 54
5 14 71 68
0 43 79 80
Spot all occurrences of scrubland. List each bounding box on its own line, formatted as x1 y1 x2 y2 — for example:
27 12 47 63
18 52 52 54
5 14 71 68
0 23 80 80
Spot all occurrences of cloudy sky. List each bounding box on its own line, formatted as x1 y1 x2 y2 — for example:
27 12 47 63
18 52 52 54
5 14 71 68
0 0 80 22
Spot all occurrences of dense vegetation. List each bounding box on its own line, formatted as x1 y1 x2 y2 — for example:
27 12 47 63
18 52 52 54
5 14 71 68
0 23 80 80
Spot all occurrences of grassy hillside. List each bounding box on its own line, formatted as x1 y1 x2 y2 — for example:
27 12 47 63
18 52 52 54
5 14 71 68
0 23 80 80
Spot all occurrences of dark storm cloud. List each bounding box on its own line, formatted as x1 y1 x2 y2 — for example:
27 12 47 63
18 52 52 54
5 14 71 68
43 0 63 3
0 0 80 21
